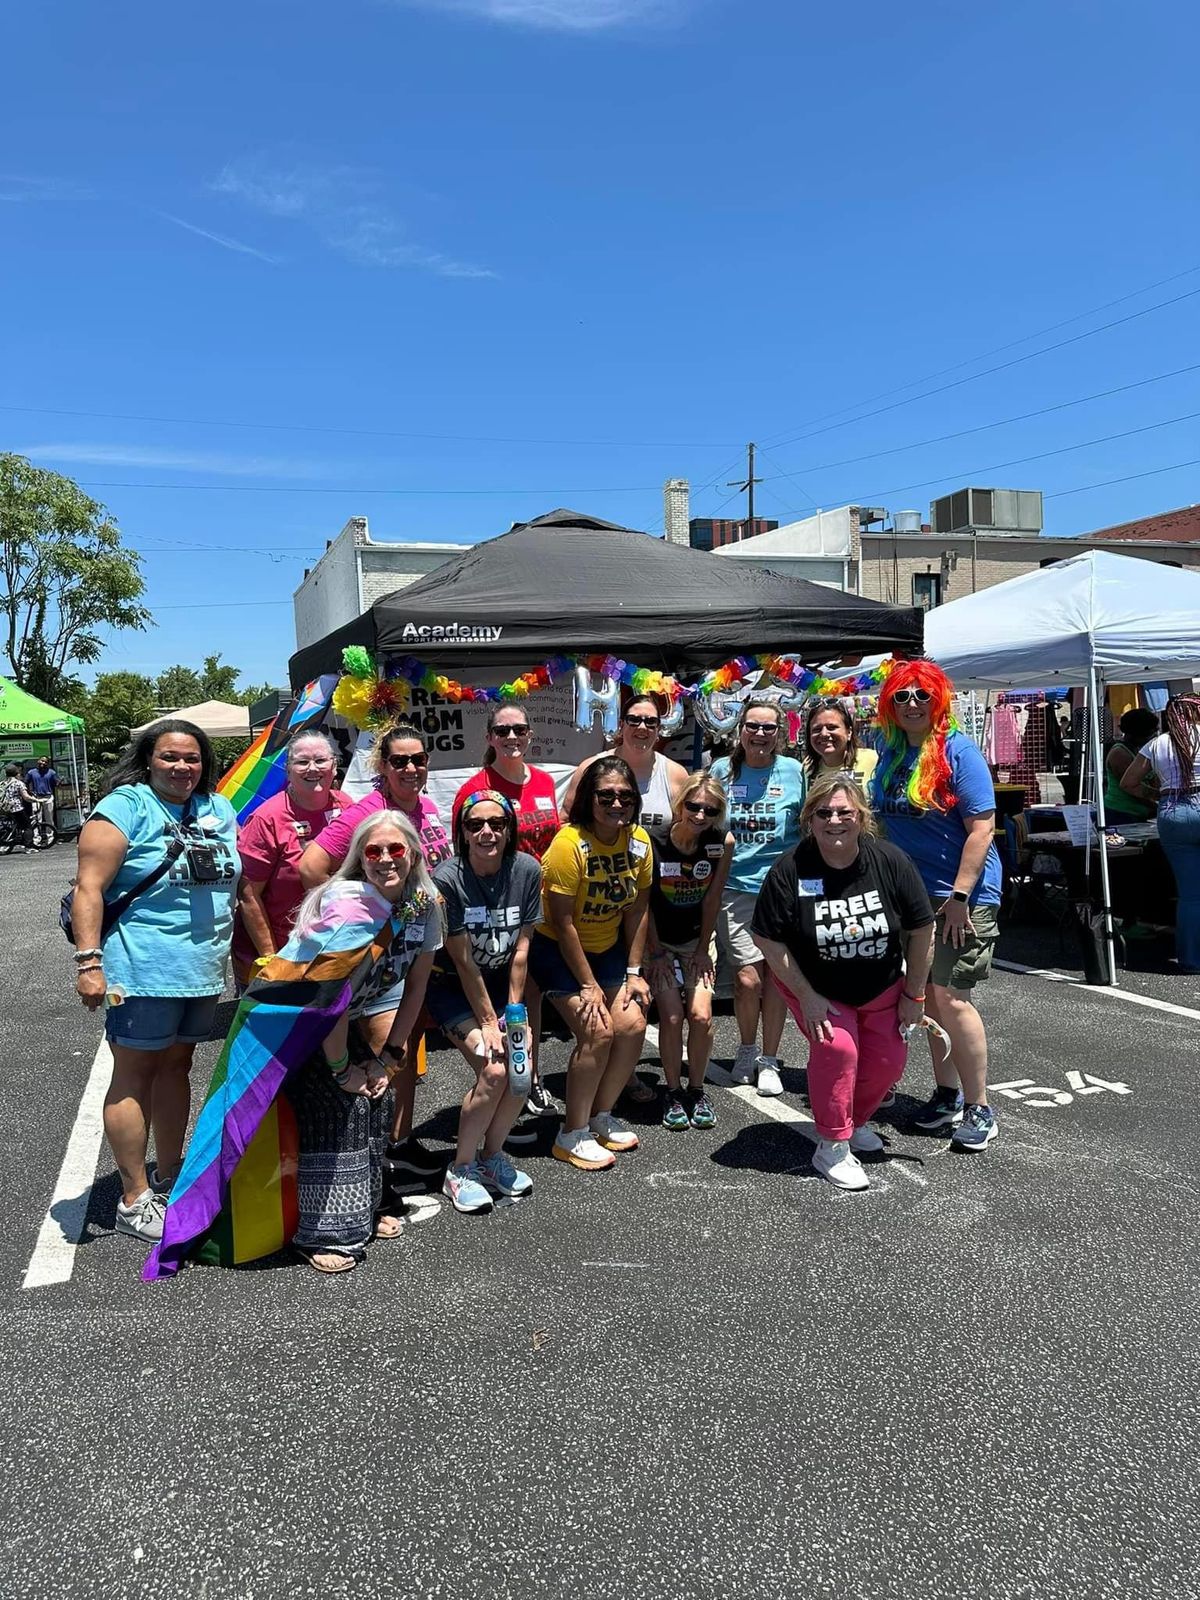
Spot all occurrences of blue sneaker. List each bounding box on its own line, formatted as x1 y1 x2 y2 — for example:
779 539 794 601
478 1149 533 1198
443 1162 494 1213
662 1092 691 1131
951 1103 998 1151
912 1086 965 1131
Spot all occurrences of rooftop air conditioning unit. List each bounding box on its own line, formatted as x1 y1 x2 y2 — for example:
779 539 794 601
931 487 1042 536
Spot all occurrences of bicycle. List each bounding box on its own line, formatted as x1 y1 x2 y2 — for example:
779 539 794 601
0 814 56 852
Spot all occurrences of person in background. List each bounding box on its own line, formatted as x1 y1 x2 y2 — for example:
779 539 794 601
26 754 57 831
430 791 541 1213
451 703 560 1121
563 693 689 834
870 660 1003 1151
752 774 935 1190
647 774 734 1132
2 763 33 850
299 724 452 1192
530 756 653 1171
803 697 878 790
1104 708 1159 824
231 730 350 988
71 721 240 1242
709 698 806 1097
1122 692 1200 973
284 810 441 1273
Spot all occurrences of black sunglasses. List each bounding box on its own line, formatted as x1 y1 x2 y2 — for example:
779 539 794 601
386 751 428 769
492 724 529 737
595 788 636 806
891 688 932 706
814 806 858 821
683 800 721 818
464 814 509 833
623 713 660 728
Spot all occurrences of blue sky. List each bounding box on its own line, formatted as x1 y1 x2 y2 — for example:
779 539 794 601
3 0 1198 688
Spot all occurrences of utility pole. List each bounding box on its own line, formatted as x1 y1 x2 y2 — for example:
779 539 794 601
727 442 762 541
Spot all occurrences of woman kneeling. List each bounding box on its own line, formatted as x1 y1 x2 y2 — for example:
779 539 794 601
430 792 542 1213
751 774 935 1191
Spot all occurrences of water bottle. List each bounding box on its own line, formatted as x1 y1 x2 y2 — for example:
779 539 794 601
504 1002 532 1099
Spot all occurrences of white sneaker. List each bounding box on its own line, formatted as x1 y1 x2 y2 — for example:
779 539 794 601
811 1139 870 1191
552 1127 616 1171
756 1057 784 1097
849 1126 884 1154
115 1189 167 1241
731 1044 759 1085
589 1111 640 1152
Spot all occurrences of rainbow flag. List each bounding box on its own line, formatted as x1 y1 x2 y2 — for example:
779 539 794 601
144 884 396 1281
217 674 338 824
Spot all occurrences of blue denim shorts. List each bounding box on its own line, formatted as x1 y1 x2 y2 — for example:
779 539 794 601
528 930 628 999
104 993 221 1052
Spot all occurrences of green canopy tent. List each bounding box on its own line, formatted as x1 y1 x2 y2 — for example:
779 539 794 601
0 677 89 831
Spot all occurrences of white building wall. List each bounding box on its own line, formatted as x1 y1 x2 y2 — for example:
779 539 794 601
359 547 463 610
293 519 367 651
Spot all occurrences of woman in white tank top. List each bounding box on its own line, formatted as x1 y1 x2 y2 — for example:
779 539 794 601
562 694 689 835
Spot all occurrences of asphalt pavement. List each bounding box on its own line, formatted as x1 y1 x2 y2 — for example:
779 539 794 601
3 845 1198 1600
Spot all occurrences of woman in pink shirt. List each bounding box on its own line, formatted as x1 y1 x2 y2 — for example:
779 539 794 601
299 724 452 1189
232 731 351 988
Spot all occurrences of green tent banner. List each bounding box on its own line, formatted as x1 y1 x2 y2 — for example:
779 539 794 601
0 676 85 735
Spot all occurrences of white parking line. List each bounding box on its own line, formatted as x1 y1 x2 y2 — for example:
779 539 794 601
23 1038 111 1291
995 959 1200 1021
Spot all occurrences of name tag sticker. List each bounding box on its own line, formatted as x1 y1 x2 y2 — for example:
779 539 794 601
535 795 554 811
628 838 648 859
798 878 825 898
730 785 748 800
659 861 683 878
464 907 488 926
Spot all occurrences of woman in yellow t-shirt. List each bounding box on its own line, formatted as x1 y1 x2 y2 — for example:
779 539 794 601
529 756 653 1172
803 697 878 791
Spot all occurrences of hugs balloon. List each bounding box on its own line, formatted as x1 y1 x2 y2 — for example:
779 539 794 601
574 667 621 739
658 694 686 739
693 689 742 738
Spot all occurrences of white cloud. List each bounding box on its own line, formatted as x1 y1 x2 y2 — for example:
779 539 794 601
212 155 495 279
395 0 677 29
154 210 280 264
16 443 327 477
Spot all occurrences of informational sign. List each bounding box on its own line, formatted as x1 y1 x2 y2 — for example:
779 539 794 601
1061 804 1095 847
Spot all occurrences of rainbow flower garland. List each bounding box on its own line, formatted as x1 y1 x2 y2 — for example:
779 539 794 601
331 644 895 729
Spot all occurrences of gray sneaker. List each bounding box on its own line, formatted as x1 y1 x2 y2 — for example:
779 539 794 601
115 1189 167 1242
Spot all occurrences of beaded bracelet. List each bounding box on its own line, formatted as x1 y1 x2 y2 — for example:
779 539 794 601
73 948 103 963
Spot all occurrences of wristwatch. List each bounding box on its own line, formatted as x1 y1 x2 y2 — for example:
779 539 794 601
950 890 969 903
625 965 643 976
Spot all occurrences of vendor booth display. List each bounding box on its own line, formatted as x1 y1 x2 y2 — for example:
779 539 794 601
0 675 88 833
130 698 251 740
923 551 1200 983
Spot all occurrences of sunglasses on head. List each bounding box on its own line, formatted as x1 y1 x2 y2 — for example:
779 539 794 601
386 751 428 769
814 807 857 821
595 788 636 806
891 688 932 706
363 841 408 862
464 814 509 833
493 723 529 738
623 713 660 728
683 800 721 818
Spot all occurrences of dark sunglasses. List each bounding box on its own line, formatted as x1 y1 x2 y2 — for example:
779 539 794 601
744 721 778 734
814 807 857 821
386 751 428 769
363 841 408 861
493 724 529 738
891 688 932 706
623 713 660 728
464 814 510 833
595 788 636 806
683 800 722 818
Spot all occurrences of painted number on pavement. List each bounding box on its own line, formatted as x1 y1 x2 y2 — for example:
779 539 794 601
990 1072 1132 1107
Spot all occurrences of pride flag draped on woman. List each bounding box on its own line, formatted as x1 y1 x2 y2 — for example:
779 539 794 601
143 884 397 1281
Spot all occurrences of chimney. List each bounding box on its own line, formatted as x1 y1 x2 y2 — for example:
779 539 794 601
663 478 690 545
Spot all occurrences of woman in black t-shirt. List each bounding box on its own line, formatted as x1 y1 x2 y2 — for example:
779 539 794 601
647 775 734 1131
751 772 935 1192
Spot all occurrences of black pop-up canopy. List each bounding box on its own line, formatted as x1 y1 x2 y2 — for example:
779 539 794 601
289 508 924 686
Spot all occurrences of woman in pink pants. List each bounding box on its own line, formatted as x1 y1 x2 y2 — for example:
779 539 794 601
751 773 936 1191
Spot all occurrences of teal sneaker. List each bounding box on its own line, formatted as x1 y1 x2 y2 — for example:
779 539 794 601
951 1103 998 1151
478 1149 533 1197
689 1092 716 1130
662 1092 691 1131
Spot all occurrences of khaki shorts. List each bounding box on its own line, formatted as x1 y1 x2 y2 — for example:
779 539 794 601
716 890 764 969
658 935 717 992
930 903 999 991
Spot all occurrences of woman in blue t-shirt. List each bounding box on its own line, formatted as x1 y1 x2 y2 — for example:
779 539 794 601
708 698 806 1097
72 720 240 1245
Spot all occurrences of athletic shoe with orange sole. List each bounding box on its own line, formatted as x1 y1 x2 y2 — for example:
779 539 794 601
589 1111 640 1152
552 1127 617 1170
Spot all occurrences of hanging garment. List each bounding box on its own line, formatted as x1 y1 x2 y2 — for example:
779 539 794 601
983 705 1022 766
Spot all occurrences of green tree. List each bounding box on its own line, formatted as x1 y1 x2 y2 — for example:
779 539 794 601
199 653 241 702
155 664 204 709
0 454 152 703
76 671 158 784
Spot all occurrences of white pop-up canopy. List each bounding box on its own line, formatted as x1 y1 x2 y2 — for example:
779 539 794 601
923 549 1200 690
130 699 251 740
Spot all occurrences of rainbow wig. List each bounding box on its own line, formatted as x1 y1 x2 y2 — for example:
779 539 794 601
874 659 960 814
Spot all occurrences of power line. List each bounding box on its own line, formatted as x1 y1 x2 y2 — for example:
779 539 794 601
837 408 1200 504
1045 458 1200 500
756 262 1200 448
761 362 1200 481
753 445 821 510
78 479 663 495
762 283 1200 452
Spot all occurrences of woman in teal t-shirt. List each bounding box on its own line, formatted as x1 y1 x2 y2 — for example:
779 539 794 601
72 720 240 1246
708 698 806 1096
